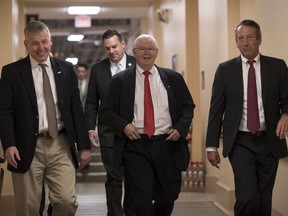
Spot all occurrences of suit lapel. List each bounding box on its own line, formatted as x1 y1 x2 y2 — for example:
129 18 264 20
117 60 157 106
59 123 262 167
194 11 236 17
126 55 135 68
103 58 112 79
19 56 38 110
127 67 136 121
50 57 64 105
260 56 269 107
157 67 177 122
234 57 244 101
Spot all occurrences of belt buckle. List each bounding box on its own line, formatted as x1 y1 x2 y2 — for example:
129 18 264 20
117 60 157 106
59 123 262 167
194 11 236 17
253 131 266 136
38 131 52 139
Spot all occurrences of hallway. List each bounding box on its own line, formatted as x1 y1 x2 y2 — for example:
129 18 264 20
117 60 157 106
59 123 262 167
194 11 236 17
75 182 227 216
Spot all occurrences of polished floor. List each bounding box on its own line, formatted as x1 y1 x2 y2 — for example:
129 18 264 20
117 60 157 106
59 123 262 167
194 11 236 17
1 182 228 216
74 182 227 216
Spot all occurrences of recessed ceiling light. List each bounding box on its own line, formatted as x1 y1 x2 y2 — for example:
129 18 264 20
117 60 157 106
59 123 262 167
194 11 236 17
65 57 78 65
67 6 101 15
67 34 84 41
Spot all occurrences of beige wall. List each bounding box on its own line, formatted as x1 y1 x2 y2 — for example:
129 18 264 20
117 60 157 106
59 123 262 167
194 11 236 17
0 0 23 197
147 0 203 163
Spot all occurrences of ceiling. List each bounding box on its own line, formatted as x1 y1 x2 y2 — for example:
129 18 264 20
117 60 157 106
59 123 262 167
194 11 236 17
24 0 152 68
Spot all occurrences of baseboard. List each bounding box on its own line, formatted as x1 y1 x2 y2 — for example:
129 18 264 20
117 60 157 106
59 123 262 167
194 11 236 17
214 181 235 213
204 175 218 193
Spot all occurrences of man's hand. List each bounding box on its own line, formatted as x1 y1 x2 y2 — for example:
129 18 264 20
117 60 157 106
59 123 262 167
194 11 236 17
123 123 140 140
166 128 181 141
88 130 99 148
207 151 220 169
276 115 288 139
78 149 91 170
5 146 21 169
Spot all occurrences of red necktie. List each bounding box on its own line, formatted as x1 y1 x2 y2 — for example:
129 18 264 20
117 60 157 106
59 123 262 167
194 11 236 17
247 60 260 134
143 71 155 137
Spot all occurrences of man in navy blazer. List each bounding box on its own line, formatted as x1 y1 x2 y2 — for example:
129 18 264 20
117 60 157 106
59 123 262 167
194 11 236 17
0 21 91 216
99 34 195 216
85 29 136 216
206 20 288 216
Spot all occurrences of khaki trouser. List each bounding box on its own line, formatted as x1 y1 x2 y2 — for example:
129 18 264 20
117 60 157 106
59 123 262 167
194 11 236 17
12 133 77 216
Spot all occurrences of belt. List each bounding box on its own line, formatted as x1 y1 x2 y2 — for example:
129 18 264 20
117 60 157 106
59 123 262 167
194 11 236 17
238 130 267 137
38 128 66 138
139 134 169 140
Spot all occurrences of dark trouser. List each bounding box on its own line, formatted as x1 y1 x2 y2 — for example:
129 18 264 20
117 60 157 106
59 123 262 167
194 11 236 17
229 132 278 216
124 138 180 216
101 146 134 216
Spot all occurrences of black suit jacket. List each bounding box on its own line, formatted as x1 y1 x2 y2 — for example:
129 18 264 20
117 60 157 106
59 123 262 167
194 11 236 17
85 54 136 147
0 56 90 173
99 65 195 171
206 55 288 159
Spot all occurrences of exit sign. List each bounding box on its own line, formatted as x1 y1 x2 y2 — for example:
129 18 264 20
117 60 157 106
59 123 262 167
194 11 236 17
75 15 91 28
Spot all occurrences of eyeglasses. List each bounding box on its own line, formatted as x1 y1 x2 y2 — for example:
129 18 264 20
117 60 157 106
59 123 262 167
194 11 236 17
134 47 158 53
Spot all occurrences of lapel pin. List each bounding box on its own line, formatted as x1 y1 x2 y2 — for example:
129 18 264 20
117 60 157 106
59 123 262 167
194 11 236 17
57 71 62 74
128 63 132 67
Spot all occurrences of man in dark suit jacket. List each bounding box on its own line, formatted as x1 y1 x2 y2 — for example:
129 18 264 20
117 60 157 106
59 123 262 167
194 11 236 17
0 21 91 216
206 19 288 216
76 63 89 111
99 34 195 216
85 29 136 216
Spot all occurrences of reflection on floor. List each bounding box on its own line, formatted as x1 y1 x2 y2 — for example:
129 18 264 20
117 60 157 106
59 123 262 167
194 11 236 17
75 182 227 216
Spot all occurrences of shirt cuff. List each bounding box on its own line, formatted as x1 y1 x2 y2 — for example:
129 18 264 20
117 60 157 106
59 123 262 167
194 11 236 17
206 147 217 152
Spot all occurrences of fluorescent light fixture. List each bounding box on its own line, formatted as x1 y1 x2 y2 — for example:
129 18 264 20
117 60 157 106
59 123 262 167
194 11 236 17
67 34 84 41
65 57 78 65
67 6 101 15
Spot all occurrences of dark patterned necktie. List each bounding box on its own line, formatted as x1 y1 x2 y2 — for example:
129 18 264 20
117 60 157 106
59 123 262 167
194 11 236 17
247 60 260 134
143 71 155 137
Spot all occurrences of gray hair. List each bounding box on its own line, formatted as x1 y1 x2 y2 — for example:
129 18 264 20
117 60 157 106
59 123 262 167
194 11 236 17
24 21 51 40
132 34 158 49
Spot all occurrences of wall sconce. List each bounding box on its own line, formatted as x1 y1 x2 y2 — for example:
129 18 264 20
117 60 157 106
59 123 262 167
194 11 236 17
156 9 169 23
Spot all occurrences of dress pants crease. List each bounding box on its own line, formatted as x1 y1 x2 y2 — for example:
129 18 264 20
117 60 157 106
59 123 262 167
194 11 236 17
229 133 278 216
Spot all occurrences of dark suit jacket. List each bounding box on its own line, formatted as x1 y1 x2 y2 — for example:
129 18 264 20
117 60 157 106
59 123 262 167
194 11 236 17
99 65 195 171
0 56 91 173
206 55 288 159
85 54 136 147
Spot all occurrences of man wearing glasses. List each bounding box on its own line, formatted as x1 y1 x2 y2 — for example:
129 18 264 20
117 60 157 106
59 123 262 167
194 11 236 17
99 34 195 216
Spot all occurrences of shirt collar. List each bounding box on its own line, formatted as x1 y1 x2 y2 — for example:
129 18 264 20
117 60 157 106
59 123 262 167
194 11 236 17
241 53 260 64
30 55 51 69
136 64 156 76
110 53 127 68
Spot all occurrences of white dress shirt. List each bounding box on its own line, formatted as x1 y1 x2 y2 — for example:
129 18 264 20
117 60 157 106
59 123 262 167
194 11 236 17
110 54 127 76
133 65 172 135
30 56 64 132
239 54 266 131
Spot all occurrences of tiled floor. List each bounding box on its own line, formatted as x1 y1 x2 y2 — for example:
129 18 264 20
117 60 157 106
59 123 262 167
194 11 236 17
1 182 228 216
75 182 227 216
